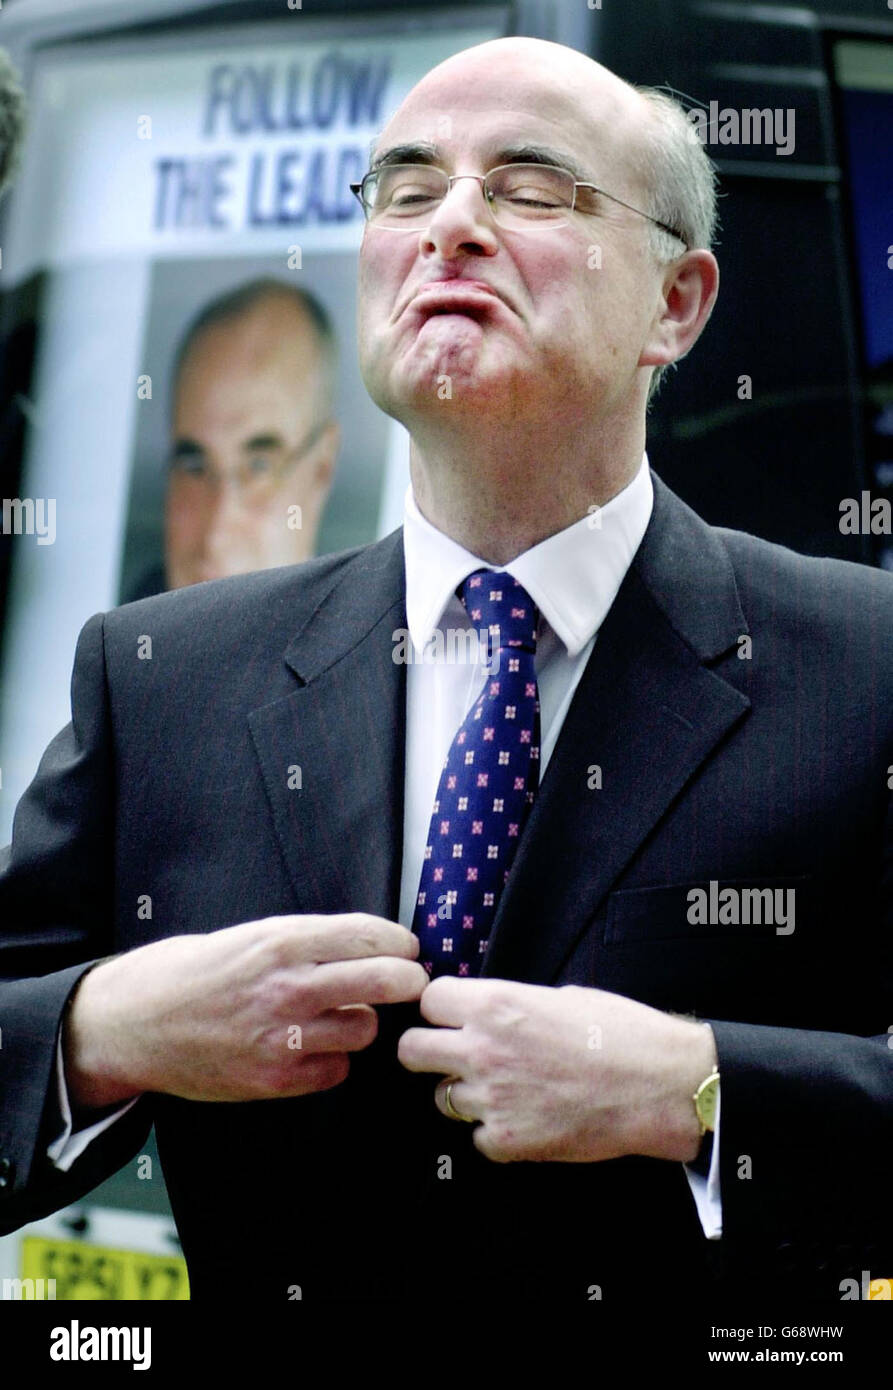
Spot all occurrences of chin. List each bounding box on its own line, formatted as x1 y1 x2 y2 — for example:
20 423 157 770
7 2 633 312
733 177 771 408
370 319 509 402
401 358 520 417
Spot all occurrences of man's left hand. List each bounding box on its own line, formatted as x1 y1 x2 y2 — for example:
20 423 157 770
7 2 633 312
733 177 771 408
397 978 718 1164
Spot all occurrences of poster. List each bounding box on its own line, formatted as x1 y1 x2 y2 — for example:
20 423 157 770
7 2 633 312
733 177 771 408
0 20 501 841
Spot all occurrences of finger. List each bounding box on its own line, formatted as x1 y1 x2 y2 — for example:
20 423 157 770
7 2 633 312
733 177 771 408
397 1024 465 1074
436 1076 478 1124
472 1124 511 1162
297 1003 379 1054
418 975 482 1027
308 956 429 1010
280 913 421 965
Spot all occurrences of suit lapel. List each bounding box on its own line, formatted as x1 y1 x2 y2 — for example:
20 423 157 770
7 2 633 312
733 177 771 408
481 474 752 984
248 529 407 922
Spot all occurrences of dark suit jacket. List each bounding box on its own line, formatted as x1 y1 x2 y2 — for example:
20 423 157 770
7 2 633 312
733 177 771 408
0 473 890 1302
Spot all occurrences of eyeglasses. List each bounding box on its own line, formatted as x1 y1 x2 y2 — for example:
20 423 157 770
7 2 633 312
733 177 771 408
350 162 687 245
167 419 331 511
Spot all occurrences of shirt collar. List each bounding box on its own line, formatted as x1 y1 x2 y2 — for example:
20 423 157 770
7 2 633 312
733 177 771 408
403 453 654 657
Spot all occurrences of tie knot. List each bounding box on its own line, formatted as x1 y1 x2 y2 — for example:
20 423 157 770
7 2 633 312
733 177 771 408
459 568 538 653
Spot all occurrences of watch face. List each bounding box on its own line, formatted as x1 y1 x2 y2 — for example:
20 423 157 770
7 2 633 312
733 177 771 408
696 1075 720 1131
695 1073 717 1128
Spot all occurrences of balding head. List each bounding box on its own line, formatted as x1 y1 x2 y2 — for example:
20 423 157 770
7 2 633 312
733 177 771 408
173 278 336 420
372 37 660 216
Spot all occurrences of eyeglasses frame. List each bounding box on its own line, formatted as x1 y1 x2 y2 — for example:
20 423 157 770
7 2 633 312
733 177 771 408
349 162 688 248
167 417 333 504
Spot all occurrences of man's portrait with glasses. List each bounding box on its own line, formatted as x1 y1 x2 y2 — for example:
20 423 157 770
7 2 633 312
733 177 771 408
126 278 341 600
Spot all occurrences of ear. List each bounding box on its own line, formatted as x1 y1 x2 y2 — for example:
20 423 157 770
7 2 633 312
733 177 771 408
638 249 719 371
313 421 341 493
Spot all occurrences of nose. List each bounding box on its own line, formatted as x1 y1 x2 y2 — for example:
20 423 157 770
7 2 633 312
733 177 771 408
202 475 246 562
420 174 500 260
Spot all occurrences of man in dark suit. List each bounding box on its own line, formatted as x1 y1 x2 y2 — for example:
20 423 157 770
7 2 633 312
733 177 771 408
0 37 890 1303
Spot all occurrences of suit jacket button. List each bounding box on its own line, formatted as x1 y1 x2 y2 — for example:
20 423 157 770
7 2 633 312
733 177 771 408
0 1157 14 1189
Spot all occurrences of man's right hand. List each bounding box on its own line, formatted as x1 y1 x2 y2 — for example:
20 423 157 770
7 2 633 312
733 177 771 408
62 914 428 1110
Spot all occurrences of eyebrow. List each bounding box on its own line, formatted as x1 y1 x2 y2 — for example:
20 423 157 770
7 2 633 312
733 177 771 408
368 140 593 186
170 438 203 459
242 433 285 452
170 433 286 457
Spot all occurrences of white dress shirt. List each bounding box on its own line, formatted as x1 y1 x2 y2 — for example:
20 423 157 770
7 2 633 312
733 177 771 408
49 452 721 1239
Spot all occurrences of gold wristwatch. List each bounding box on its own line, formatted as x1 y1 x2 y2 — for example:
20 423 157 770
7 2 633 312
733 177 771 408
693 1068 720 1135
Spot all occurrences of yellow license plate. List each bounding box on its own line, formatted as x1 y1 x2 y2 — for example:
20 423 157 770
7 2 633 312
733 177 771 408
21 1235 189 1300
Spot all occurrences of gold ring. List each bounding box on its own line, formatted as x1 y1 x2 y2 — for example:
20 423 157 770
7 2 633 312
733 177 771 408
443 1076 475 1123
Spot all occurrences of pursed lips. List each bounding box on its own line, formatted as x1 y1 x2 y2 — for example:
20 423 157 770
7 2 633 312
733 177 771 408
402 278 509 324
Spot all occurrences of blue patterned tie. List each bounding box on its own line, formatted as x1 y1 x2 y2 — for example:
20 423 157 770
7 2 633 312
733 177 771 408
413 569 541 978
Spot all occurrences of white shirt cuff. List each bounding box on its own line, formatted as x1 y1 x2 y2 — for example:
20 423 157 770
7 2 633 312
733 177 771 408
682 1086 722 1239
46 1031 140 1173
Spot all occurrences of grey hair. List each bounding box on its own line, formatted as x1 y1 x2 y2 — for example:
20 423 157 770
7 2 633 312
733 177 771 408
0 49 27 201
631 86 719 404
